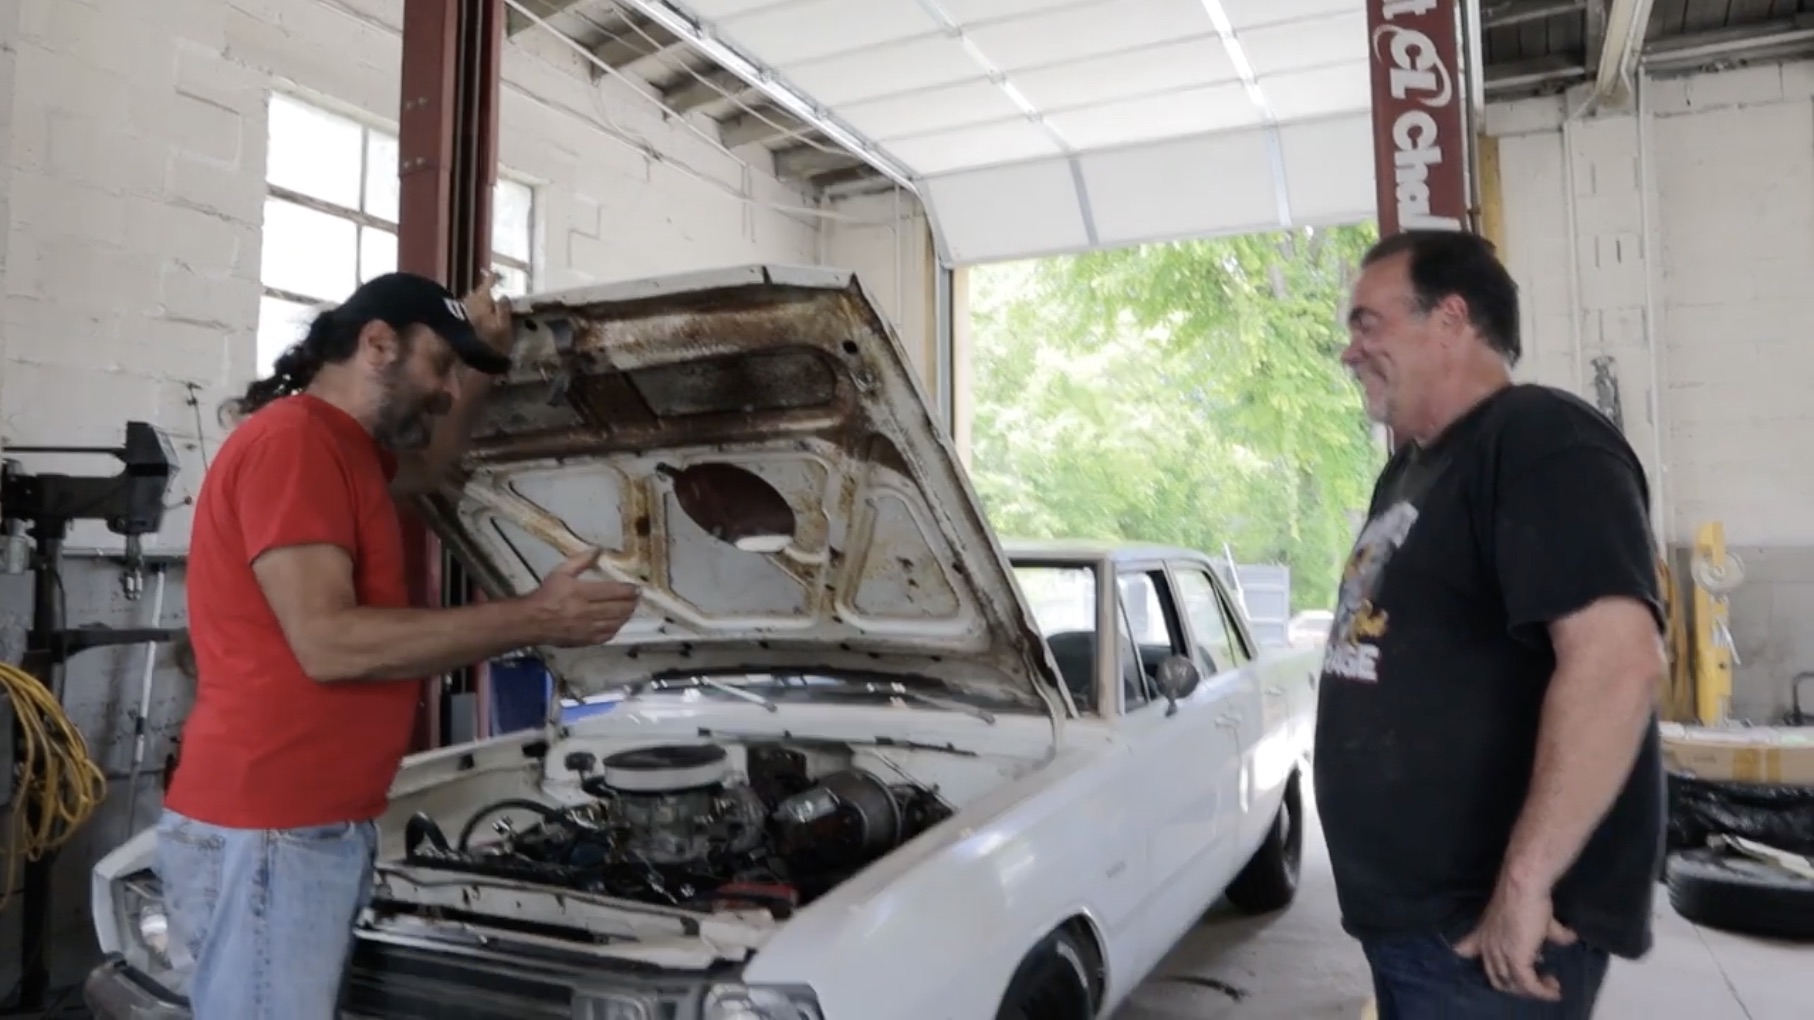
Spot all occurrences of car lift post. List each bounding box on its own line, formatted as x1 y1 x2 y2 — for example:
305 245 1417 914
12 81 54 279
398 0 504 750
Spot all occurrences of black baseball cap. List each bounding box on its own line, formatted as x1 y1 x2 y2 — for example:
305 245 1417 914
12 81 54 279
337 271 513 376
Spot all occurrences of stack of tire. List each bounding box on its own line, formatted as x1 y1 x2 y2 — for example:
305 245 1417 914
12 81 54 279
1663 725 1814 941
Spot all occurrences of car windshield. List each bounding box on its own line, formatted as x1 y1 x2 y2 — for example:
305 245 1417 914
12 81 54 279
1012 563 1098 637
1011 562 1103 713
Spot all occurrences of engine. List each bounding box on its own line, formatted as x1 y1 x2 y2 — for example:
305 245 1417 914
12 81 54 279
401 742 953 917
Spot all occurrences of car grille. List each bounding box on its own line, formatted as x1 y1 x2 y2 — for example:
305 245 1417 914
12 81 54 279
344 938 578 1019
341 926 717 1020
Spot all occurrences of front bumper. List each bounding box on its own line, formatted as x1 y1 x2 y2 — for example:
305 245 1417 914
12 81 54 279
83 957 188 1020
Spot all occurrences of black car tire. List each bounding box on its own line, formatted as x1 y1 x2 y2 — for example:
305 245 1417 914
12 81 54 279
1225 772 1305 915
995 927 1096 1020
1666 847 1814 940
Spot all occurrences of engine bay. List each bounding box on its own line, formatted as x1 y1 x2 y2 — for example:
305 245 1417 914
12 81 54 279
400 741 954 919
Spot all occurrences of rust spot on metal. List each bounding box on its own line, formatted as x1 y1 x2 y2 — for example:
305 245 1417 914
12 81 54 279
468 288 869 465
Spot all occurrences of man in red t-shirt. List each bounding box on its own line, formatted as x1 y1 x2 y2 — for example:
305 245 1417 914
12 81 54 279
159 271 639 1020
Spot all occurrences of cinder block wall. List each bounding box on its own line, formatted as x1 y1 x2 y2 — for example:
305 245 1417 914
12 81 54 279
1489 60 1814 724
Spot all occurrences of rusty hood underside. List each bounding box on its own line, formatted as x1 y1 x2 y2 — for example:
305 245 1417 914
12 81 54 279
419 265 1060 712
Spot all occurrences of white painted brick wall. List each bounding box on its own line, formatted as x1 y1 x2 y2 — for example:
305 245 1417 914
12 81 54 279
1490 62 1814 721
0 0 831 552
1488 63 1814 548
824 191 934 379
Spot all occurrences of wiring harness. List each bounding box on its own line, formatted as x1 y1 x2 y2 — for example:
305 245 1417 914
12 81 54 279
1 661 107 913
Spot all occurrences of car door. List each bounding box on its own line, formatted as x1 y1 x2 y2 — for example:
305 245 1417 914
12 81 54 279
1109 564 1243 968
1169 562 1268 833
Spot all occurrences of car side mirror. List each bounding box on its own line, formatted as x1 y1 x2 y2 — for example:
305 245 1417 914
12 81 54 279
1154 655 1201 717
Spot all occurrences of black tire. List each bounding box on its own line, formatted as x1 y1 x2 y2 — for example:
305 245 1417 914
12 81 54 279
1666 847 1814 940
1225 772 1305 915
1666 771 1814 856
994 927 1097 1020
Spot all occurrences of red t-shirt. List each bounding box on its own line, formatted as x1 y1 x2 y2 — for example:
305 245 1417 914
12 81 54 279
166 394 422 829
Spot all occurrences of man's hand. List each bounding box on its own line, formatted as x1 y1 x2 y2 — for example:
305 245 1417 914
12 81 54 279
523 547 642 646
461 269 514 353
1453 879 1578 1001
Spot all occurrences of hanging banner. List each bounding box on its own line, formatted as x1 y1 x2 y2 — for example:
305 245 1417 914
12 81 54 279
1367 0 1473 235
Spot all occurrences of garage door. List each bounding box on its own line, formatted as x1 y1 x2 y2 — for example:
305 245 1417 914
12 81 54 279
614 0 1379 265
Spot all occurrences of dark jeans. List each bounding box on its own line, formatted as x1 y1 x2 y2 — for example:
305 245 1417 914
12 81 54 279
1360 925 1611 1020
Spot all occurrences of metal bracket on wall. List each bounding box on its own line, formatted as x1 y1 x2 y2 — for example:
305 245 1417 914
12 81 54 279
1591 354 1624 433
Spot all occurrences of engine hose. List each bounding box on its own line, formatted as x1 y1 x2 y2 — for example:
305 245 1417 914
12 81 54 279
456 798 564 852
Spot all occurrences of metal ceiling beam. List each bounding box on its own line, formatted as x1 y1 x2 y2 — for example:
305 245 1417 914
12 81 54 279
1646 16 1814 72
1484 16 1814 97
773 144 865 180
819 174 899 201
608 0 920 193
663 67 753 113
505 0 584 35
1483 0 1585 29
1584 0 1608 77
720 106 805 148
1485 54 1583 95
1595 0 1660 106
591 17 679 68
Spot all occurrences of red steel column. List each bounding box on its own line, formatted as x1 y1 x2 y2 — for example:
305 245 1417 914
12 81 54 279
1366 0 1475 236
398 0 504 750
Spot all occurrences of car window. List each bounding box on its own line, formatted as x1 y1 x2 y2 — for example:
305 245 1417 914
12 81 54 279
1214 579 1253 666
1116 570 1186 712
1012 564 1100 716
1174 567 1244 674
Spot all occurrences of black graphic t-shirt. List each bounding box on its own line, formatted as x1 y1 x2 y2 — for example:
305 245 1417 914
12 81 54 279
1314 384 1667 960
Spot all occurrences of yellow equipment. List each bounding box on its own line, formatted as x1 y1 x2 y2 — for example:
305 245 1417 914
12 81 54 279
1 660 108 914
1689 521 1741 726
1658 556 1695 723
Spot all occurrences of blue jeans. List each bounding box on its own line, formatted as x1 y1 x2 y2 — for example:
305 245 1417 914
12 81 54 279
1361 925 1610 1019
153 810 378 1020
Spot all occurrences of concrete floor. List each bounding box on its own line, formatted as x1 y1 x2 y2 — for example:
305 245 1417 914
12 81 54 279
1117 802 1814 1020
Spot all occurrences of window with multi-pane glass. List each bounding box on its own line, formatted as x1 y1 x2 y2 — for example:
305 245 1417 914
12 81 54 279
256 93 536 374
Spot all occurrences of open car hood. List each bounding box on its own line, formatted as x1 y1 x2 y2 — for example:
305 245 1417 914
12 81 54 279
419 266 1061 713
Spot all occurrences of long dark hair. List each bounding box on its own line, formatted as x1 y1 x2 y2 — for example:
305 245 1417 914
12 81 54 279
222 305 371 423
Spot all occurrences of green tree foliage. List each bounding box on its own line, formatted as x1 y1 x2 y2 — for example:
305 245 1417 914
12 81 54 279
967 225 1387 612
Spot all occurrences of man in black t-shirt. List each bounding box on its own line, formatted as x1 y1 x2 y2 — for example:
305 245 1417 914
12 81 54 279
1316 230 1668 1019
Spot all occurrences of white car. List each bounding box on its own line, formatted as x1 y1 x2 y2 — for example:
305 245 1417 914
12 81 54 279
85 266 1320 1020
1286 610 1335 649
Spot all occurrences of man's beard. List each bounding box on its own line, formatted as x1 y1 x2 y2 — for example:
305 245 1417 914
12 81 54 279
373 363 450 452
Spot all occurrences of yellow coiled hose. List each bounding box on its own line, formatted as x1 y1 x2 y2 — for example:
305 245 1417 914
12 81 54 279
1 661 108 913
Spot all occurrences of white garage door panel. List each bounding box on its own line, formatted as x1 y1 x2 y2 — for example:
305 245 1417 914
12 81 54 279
1278 114 1377 224
1239 11 1369 75
645 0 1378 264
889 119 1063 175
1006 37 1240 110
1223 0 1355 29
1082 131 1278 246
1046 82 1259 150
716 0 939 66
923 163 1091 264
1262 61 1372 121
783 36 985 107
841 79 1024 141
962 0 1212 71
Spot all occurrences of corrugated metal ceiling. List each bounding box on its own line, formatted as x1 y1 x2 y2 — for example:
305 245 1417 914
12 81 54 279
1484 0 1814 98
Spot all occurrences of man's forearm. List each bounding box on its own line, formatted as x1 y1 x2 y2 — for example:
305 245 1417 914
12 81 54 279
1499 664 1657 893
295 596 540 682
